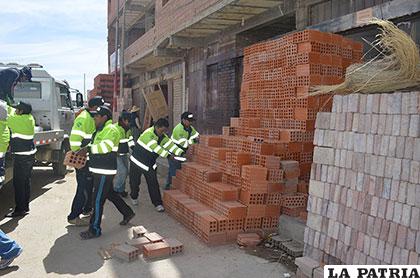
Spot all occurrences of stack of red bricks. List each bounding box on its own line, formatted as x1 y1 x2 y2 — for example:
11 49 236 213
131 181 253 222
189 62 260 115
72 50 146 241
298 91 420 273
163 30 363 245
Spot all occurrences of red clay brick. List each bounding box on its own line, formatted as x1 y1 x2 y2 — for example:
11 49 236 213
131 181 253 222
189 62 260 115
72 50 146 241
237 233 261 247
126 237 151 251
143 242 171 259
163 238 183 255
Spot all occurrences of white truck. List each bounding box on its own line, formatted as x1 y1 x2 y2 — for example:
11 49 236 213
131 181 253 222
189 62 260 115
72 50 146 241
2 63 84 184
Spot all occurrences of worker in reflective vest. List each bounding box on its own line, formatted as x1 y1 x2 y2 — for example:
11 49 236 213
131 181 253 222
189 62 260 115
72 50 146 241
0 101 24 268
5 102 36 218
0 100 9 188
114 111 134 197
129 118 185 212
80 106 134 240
165 111 199 190
67 96 104 226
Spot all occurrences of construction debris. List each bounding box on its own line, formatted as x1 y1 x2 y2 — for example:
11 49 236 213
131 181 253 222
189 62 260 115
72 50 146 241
97 247 112 260
100 226 184 263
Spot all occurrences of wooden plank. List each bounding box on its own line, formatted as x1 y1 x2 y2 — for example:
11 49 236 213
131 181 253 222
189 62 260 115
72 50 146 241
142 105 152 130
142 87 169 121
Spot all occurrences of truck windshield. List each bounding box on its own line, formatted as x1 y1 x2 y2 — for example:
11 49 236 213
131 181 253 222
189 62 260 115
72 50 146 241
14 82 42 99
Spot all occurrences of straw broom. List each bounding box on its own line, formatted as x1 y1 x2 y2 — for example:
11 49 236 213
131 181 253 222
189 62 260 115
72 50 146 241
310 19 420 96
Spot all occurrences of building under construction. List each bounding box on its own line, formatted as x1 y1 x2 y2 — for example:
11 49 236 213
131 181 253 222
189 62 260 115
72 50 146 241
108 0 420 132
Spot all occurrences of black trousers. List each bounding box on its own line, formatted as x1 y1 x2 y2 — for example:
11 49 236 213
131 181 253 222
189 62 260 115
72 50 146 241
89 174 134 236
129 161 162 206
13 154 34 212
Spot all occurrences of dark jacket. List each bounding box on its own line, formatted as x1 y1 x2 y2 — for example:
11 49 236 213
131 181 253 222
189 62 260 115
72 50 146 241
0 68 20 102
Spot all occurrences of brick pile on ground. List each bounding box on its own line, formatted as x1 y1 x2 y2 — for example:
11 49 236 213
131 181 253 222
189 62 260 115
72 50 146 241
296 92 420 276
111 226 184 262
164 30 363 245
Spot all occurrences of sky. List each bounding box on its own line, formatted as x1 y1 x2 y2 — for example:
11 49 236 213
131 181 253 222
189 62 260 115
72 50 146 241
0 0 108 95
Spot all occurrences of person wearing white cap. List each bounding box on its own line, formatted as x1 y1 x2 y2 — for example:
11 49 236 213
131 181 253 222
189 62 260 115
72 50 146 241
165 112 199 190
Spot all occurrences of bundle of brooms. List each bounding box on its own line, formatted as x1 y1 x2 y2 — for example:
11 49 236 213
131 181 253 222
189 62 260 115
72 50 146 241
311 19 420 96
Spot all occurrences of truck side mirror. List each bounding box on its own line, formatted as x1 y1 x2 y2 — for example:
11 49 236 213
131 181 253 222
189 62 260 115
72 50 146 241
76 93 84 107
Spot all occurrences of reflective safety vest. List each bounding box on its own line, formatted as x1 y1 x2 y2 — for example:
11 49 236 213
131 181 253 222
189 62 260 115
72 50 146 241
88 120 120 175
171 123 199 150
130 127 184 172
115 124 134 155
69 109 96 152
0 121 9 155
7 106 36 156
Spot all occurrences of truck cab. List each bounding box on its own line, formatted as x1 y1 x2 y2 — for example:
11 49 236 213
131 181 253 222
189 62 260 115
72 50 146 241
2 63 83 184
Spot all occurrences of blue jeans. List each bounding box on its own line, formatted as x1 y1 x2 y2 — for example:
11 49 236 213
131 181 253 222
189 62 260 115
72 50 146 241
114 155 128 193
0 229 22 260
67 169 93 220
166 158 182 186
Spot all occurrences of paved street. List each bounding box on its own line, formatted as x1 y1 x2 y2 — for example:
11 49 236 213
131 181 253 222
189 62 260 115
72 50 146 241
0 166 290 278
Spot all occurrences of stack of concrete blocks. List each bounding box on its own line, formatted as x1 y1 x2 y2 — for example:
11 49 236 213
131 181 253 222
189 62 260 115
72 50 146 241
297 91 420 276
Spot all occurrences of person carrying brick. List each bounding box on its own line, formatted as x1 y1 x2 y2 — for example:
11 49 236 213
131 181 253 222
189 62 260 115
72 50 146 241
113 111 134 197
165 112 199 190
80 106 135 240
5 102 36 218
129 118 184 212
67 96 105 226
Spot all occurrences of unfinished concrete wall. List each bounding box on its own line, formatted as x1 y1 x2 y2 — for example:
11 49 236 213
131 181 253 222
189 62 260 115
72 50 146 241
298 92 420 274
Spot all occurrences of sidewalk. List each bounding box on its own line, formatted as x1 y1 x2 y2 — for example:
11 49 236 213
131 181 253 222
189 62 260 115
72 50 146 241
0 168 291 277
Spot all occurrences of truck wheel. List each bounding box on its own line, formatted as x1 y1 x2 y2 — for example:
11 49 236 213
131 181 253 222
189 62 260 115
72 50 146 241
53 145 68 177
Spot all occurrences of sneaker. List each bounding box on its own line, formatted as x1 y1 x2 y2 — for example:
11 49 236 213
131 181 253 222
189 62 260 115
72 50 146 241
155 205 165 212
0 248 22 270
80 211 92 218
119 212 135 226
80 230 100 240
120 191 128 198
131 198 138 206
5 210 28 218
68 217 90 226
